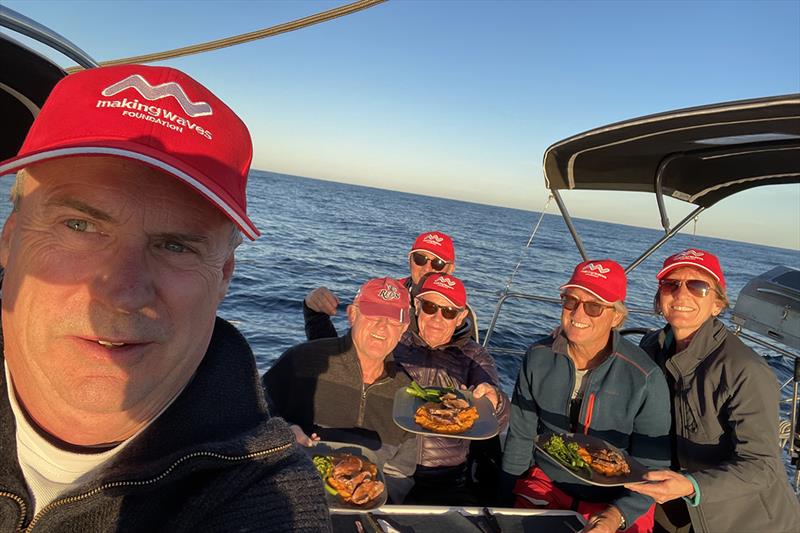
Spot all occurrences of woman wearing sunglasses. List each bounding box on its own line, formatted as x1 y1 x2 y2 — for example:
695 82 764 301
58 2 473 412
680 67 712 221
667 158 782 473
394 273 510 505
628 249 800 533
502 259 671 533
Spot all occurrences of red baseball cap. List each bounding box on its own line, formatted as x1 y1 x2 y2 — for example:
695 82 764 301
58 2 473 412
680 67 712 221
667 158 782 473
416 274 467 308
656 249 726 289
409 231 455 263
560 259 627 303
0 64 259 240
353 277 411 324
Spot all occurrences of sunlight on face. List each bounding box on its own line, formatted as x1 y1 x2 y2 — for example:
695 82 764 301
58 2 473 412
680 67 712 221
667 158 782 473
348 305 408 362
658 266 724 341
0 157 237 445
415 293 467 349
560 288 622 351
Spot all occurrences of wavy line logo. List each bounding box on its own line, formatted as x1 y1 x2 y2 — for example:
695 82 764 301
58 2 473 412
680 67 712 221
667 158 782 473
581 262 610 279
101 74 212 117
423 234 444 247
433 276 456 290
674 249 705 261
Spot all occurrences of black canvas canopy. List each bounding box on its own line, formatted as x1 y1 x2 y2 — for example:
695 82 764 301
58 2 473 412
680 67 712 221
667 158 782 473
543 94 800 208
0 6 97 163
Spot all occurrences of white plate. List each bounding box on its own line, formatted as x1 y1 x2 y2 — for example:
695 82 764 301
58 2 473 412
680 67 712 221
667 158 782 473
306 440 388 511
535 432 649 487
392 387 499 440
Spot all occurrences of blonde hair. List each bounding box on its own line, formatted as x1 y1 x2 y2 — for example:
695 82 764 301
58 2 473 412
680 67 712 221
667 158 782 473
10 169 26 211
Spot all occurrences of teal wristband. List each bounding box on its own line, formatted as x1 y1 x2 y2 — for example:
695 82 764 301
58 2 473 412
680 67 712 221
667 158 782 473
682 474 701 507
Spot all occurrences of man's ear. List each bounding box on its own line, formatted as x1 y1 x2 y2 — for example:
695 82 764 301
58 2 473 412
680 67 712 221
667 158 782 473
0 213 17 269
346 304 357 325
218 253 236 299
456 307 469 326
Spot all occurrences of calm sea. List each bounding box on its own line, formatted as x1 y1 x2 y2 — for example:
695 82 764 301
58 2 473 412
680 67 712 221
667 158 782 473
1 170 798 479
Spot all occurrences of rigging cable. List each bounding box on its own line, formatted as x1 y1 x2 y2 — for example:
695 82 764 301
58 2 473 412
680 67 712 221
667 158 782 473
503 194 553 293
65 0 387 73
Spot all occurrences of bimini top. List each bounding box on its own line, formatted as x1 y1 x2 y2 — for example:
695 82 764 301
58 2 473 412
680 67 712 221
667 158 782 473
543 94 800 208
0 6 97 162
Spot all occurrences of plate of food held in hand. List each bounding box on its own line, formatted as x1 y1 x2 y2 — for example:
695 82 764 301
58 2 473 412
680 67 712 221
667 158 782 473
308 441 387 510
392 381 498 439
534 433 649 487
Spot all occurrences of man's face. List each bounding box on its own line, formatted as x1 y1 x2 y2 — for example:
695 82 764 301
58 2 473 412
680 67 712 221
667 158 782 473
0 157 236 446
559 287 622 349
347 305 408 364
415 293 468 349
408 251 455 285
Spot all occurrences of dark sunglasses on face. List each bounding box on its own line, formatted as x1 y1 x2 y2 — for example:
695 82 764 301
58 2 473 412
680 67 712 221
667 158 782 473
658 278 714 298
560 294 613 318
418 299 462 320
411 252 448 271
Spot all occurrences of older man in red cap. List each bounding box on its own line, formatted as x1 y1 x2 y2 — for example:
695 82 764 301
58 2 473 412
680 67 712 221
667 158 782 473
0 65 329 531
392 273 510 505
502 259 670 533
263 277 417 503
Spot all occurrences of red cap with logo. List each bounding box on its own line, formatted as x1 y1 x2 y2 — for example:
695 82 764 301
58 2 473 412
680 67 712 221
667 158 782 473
354 277 411 324
560 259 627 304
0 64 259 239
416 274 467 308
656 249 726 290
410 231 455 263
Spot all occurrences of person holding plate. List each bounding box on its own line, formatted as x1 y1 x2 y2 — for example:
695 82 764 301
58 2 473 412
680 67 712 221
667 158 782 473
263 277 417 503
393 273 510 505
627 249 800 533
502 259 671 533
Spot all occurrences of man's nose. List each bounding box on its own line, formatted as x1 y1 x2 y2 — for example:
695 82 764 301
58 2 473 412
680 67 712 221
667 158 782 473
91 243 155 313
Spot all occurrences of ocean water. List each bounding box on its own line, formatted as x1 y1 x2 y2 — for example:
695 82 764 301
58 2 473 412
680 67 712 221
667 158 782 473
0 169 798 481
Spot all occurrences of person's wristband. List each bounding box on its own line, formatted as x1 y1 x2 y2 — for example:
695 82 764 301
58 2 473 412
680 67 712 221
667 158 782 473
618 513 626 530
681 473 701 507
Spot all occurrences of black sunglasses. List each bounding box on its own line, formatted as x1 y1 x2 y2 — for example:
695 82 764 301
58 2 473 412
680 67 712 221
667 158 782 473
411 252 448 272
659 278 714 298
418 299 462 320
560 294 613 318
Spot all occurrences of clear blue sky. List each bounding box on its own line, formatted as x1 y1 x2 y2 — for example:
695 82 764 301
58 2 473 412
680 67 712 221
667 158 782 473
5 0 800 249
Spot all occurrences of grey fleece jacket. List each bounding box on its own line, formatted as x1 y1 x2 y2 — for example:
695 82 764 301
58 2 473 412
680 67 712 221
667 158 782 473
640 318 800 533
0 318 331 533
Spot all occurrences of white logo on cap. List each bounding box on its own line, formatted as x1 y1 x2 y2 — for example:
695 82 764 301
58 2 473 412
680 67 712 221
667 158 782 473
379 284 401 301
102 74 213 117
432 276 456 290
581 263 610 279
674 249 705 261
423 234 444 247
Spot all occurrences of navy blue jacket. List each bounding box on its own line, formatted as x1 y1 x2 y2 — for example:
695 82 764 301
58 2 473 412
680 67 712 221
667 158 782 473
502 330 671 526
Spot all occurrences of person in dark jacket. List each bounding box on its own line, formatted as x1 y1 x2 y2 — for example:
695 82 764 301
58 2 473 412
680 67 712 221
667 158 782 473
628 249 800 533
502 259 671 533
395 274 510 505
263 277 417 503
0 64 329 531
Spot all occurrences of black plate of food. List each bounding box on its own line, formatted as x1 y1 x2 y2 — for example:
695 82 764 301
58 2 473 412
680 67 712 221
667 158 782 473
392 384 498 440
306 441 388 511
534 432 649 487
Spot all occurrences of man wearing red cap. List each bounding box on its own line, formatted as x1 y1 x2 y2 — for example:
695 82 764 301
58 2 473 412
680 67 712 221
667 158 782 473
393 274 510 505
302 231 473 341
263 278 417 503
502 259 670 533
0 65 329 531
